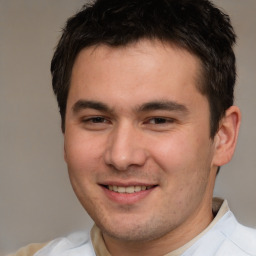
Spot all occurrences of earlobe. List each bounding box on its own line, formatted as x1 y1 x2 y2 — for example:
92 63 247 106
212 106 241 167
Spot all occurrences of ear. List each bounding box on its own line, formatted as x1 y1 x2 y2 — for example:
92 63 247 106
212 106 241 167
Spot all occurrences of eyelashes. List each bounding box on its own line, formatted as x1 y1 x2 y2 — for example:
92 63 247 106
82 116 110 124
146 117 175 125
80 115 176 132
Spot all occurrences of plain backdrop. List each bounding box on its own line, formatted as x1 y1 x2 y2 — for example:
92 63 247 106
0 0 255 255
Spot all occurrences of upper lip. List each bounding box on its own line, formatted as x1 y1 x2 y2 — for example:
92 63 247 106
99 181 157 187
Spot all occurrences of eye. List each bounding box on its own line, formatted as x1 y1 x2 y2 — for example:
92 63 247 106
147 117 175 124
81 116 111 130
84 116 108 123
143 117 176 131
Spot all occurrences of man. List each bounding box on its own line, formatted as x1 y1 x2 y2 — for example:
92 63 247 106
10 0 256 255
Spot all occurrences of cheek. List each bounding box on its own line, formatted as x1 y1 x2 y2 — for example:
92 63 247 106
64 131 105 177
150 133 193 171
64 134 104 206
150 130 213 186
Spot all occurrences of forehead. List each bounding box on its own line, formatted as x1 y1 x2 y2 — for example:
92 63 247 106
69 39 206 110
73 40 201 72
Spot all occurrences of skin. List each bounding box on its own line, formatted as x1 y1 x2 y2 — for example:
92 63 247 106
64 40 240 256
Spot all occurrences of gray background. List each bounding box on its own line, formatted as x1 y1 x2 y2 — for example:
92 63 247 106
0 0 255 255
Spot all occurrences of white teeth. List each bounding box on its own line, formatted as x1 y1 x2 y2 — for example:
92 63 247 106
134 186 141 192
107 185 153 193
117 187 126 193
125 186 135 194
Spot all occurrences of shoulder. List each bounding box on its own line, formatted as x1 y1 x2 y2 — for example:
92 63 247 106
7 243 48 256
7 229 95 256
214 212 256 256
184 211 256 256
33 229 96 256
225 221 256 255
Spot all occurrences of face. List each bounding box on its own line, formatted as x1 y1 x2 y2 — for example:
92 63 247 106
64 40 218 243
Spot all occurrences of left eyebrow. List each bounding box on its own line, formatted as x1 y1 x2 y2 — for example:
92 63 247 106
137 100 189 113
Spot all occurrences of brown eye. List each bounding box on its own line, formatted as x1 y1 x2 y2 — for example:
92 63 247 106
90 117 106 123
152 118 167 124
82 116 107 123
81 116 112 131
148 118 174 124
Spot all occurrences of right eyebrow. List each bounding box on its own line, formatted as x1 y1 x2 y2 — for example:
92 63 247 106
72 100 113 114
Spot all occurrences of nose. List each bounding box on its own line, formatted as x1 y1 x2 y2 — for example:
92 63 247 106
103 122 148 171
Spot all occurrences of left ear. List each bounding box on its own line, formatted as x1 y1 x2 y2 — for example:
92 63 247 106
212 106 241 167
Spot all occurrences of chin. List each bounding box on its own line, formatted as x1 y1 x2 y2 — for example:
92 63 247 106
96 215 175 242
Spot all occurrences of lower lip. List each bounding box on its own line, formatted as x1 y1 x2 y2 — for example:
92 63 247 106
101 186 157 205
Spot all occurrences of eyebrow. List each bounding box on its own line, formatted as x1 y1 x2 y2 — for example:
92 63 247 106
137 100 189 113
72 99 188 115
72 100 112 114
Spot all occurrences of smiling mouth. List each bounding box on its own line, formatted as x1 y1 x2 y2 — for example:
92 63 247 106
104 185 156 194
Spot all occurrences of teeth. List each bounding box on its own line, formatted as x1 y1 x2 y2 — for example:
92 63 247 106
117 187 126 193
107 185 153 193
134 186 141 192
